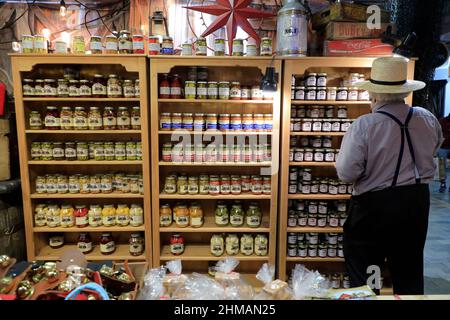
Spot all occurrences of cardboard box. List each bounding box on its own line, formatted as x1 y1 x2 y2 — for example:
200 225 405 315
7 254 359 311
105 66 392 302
325 22 392 40
0 120 10 181
313 3 391 29
323 39 394 57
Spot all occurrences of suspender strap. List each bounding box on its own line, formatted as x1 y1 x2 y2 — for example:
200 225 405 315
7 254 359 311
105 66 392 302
376 107 421 187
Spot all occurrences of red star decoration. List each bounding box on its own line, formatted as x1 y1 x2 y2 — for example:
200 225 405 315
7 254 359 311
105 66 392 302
184 0 276 55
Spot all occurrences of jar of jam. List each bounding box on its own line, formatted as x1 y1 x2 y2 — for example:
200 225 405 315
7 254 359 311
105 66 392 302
68 80 80 97
148 36 160 55
348 87 359 101
44 106 60 130
79 80 91 97
327 87 337 101
317 87 327 100
129 233 144 256
34 79 45 96
123 80 135 98
88 107 102 130
337 87 348 101
251 85 263 100
58 107 73 130
211 234 225 256
132 34 145 54
100 233 116 255
29 111 42 130
118 30 133 53
75 205 89 228
232 38 244 56
49 234 64 249
107 74 122 97
23 79 34 96
102 204 116 226
131 106 141 129
89 35 103 54
52 142 65 160
317 73 327 87
214 38 225 56
230 82 241 100
117 107 131 129
103 107 117 129
73 107 88 130
306 73 317 86
92 74 107 97
170 75 182 99
306 87 316 100
161 36 174 55
170 234 184 255
44 79 57 97
77 233 93 254
88 205 102 227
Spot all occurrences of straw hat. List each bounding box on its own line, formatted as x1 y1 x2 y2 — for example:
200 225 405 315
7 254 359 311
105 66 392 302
355 56 425 93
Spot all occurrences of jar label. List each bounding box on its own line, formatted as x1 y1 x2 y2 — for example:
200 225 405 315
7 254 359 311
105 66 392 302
78 241 93 253
170 87 181 96
108 85 121 96
103 116 116 127
23 85 34 96
215 215 228 225
74 116 87 127
329 186 338 194
319 248 327 257
60 116 73 127
44 85 57 96
197 87 207 97
80 85 91 96
230 215 243 225
251 89 262 99
337 109 347 118
92 83 106 95
119 40 132 51
190 217 203 227
102 215 115 226
160 215 172 226
148 43 160 52
175 216 189 226
298 217 307 226
116 214 130 225
100 241 115 253
207 87 218 97
45 116 60 127
330 218 339 227
185 86 196 97
314 153 324 162
35 85 45 95
219 87 230 97
317 77 327 87
246 216 261 227
337 91 348 100
327 92 337 100
332 123 341 132
76 216 88 226
130 215 143 226
170 244 184 254
318 218 327 227
88 117 102 127
69 86 80 96
130 243 143 254
118 116 131 126
90 41 103 51
317 91 326 100
123 86 135 97
241 89 250 99
328 248 337 257
133 41 145 51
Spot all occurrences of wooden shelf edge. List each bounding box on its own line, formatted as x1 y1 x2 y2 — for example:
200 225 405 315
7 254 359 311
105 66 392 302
30 193 144 199
290 132 345 136
291 101 370 105
158 131 272 135
288 195 351 200
26 130 141 134
158 99 273 104
286 257 345 262
23 97 141 101
286 227 343 233
159 193 272 200
289 162 336 167
158 162 272 167
28 160 143 165
34 226 146 232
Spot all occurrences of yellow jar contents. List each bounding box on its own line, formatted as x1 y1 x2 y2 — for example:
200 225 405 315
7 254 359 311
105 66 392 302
129 204 144 227
102 204 116 226
116 204 130 226
159 203 173 227
189 203 203 228
60 205 74 228
174 203 189 228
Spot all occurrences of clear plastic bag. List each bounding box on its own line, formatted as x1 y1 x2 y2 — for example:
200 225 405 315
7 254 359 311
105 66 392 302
214 258 254 300
254 263 293 300
172 272 226 300
163 260 187 296
290 264 330 300
137 266 168 300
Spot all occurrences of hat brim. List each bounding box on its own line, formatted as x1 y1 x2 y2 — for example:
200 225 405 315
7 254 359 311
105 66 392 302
354 80 426 94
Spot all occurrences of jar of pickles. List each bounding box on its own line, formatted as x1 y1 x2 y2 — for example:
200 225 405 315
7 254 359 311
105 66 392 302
246 203 261 227
88 205 103 227
129 204 144 226
210 234 224 256
225 234 239 255
215 202 229 226
230 203 244 227
218 82 230 100
240 234 254 255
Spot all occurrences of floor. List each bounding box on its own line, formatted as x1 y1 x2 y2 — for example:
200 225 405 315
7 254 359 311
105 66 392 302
424 178 450 294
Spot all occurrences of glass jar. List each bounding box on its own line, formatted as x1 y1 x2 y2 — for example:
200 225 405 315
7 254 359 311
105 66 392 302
196 81 207 99
92 74 107 97
317 73 327 87
129 204 143 227
306 87 316 100
215 202 229 226
88 205 102 227
348 87 359 101
177 175 188 195
122 80 135 98
189 203 203 228
170 234 184 255
195 37 207 56
210 234 225 257
316 87 327 100
59 205 74 228
100 233 116 255
169 75 181 99
148 36 160 55
218 82 230 100
74 205 89 228
184 81 196 99
255 234 268 256
72 107 88 130
117 107 131 129
49 234 64 248
337 87 348 101
132 34 145 54
105 35 118 53
76 233 93 254
246 203 261 227
29 111 42 130
44 106 60 130
87 107 102 130
337 106 348 119
52 142 65 161
161 36 174 55
89 35 103 54
58 107 73 130
34 79 45 96
23 79 35 96
326 87 337 101
230 82 241 100
34 204 47 227
331 119 341 132
128 233 144 256
174 203 189 228
79 80 91 97
118 30 132 53
126 141 137 160
306 73 317 87
103 107 116 130
68 80 80 97
44 79 57 97
207 82 218 99
116 204 130 226
214 38 225 56
225 234 239 256
232 38 244 56
46 205 61 227
72 35 86 53
251 85 263 100
102 204 116 226
134 79 141 98
113 142 125 160
159 204 172 227
240 234 254 256
295 86 305 100
107 74 122 97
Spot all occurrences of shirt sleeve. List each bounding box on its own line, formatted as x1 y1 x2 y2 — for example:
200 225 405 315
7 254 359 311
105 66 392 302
336 119 367 183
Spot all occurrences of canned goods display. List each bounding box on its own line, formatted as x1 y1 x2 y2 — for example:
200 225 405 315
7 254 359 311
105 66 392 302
288 200 348 228
288 167 351 196
287 232 344 258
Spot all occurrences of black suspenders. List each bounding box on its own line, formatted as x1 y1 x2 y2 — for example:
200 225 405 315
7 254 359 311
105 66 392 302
376 106 421 187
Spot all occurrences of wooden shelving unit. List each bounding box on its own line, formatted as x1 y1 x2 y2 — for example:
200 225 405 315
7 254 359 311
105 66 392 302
11 54 151 264
150 56 281 276
278 57 416 289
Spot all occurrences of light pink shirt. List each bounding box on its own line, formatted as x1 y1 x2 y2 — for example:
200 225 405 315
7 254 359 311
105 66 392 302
336 103 443 195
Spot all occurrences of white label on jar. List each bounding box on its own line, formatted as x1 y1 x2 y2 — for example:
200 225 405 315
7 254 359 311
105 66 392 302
149 42 160 52
130 215 143 226
302 185 311 194
131 116 141 127
170 87 181 96
106 41 118 51
90 41 103 51
35 85 44 95
308 248 317 257
328 248 337 257
60 116 73 128
76 216 88 226
170 243 184 254
133 41 145 51
251 88 262 99
78 242 92 253
297 217 306 227
22 39 33 50
337 109 347 118
103 116 116 127
304 151 313 162
246 215 260 226
247 46 258 56
288 247 297 257
118 116 131 127
309 205 318 214
119 40 132 51
294 152 304 162
130 243 143 254
215 215 228 225
53 148 64 157
338 248 344 257
289 184 297 194
34 40 45 49
185 86 196 96
124 86 135 97
298 248 307 257
214 42 225 53
348 90 358 101
44 85 57 96
338 185 348 194
303 171 312 181
108 85 121 96
101 182 113 191
74 116 87 128
69 86 79 96
327 91 337 101
337 91 348 100
318 217 327 227
196 45 207 55
45 116 60 127
219 87 230 97
306 77 316 87
322 122 332 132
197 87 207 97
100 241 115 253
302 122 312 132
329 185 338 195
293 121 301 132
332 122 341 132
89 117 102 128
359 90 370 101
46 183 56 192
92 83 106 95
319 248 327 257
314 152 324 162
317 77 327 87
208 87 218 97
342 122 351 132
230 215 243 225
330 218 339 227
325 152 335 162
312 121 322 132
232 44 243 53
317 90 326 100
306 90 316 100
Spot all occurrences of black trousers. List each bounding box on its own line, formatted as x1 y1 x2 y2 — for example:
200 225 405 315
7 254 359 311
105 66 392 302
343 184 430 295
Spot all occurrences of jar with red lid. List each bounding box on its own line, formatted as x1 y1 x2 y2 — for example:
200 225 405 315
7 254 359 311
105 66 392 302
74 205 89 228
77 233 93 254
44 106 60 130
209 175 220 195
220 175 231 195
148 36 160 55
132 34 145 54
100 232 116 255
170 75 182 99
230 175 242 195
170 234 185 255
159 74 170 98
241 175 251 193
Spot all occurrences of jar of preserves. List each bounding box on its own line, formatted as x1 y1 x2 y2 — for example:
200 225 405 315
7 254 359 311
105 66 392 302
242 114 253 132
251 85 263 100
77 233 93 254
123 80 135 98
189 203 203 228
246 203 261 227
219 175 230 195
49 234 64 249
260 37 273 56
74 205 89 228
117 107 131 129
316 73 327 87
52 142 65 161
230 82 241 100
225 234 239 255
250 175 262 195
46 205 61 227
170 234 184 255
306 73 317 87
210 234 224 257
148 36 160 55
35 175 46 194
348 87 358 101
134 79 141 97
99 174 113 194
174 203 189 227
306 87 316 101
131 34 145 54
331 119 341 132
128 204 143 227
358 89 370 101
232 39 244 56
184 81 196 99
246 43 257 56
37 142 50 161
102 107 116 129
337 106 348 119
326 87 337 101
218 82 230 100
161 36 174 55
159 112 171 131
34 204 47 227
317 87 327 100
115 204 130 226
107 74 122 97
58 107 73 130
164 175 177 194
205 113 218 131
230 203 244 227
118 30 132 53
60 205 74 228
68 80 80 97
161 143 172 162
159 203 172 227
44 79 57 97
34 79 45 96
56 174 69 194
89 35 103 54
72 35 86 53
92 74 107 97
45 174 57 194
181 42 193 56
240 234 254 256
182 112 194 131
67 174 80 194
188 176 199 195
29 111 42 130
100 233 116 255
337 87 348 101
168 75 181 99
23 79 34 96
159 74 170 98
44 106 60 130
195 37 207 56
215 202 229 226
207 82 218 99
214 38 226 56
88 205 102 227
87 107 102 129
79 80 91 97
128 233 144 256
73 107 88 130
102 204 116 226
125 141 136 160
105 35 118 53
240 86 250 100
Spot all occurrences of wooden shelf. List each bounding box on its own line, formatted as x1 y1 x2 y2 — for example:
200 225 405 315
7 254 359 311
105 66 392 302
160 244 269 261
158 99 273 104
159 193 271 200
290 132 345 136
159 162 271 167
23 97 140 102
160 216 270 233
291 101 370 105
289 162 336 167
158 131 272 136
288 194 351 200
34 226 145 233
287 227 343 233
26 130 141 134
286 257 345 262
29 160 142 165
36 244 145 261
30 192 144 199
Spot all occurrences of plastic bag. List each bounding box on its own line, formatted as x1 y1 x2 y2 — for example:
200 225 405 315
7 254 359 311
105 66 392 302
163 260 187 296
254 263 292 300
214 258 254 300
172 272 225 300
290 264 330 300
137 266 168 300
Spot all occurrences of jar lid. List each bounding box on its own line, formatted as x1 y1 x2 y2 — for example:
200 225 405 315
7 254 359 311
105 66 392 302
89 106 99 109
338 87 348 90
307 73 317 76
173 112 182 116
35 79 44 82
94 74 103 78
307 86 316 89
197 81 207 84
75 106 85 110
124 79 133 83
208 81 217 84
317 86 326 89
108 74 118 78
46 106 57 109
118 106 128 110
44 79 56 82
80 79 89 83
219 81 230 84
183 112 193 116
317 73 327 76
90 35 102 39
185 80 196 83
132 106 140 109
69 79 79 83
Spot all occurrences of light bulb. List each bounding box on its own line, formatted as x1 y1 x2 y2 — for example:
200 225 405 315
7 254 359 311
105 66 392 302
60 0 67 17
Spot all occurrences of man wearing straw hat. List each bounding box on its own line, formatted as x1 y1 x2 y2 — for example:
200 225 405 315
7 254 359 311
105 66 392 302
336 56 443 295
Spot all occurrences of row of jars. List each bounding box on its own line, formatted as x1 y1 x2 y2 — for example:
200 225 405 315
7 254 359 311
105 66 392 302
210 234 268 257
288 168 352 195
291 86 369 101
163 174 271 196
291 105 348 119
290 118 352 133
30 141 142 161
287 233 344 258
159 112 273 132
22 76 140 98
34 203 144 228
179 37 273 57
48 232 144 256
29 106 141 130
290 135 334 149
289 199 348 215
161 142 271 163
288 209 347 228
326 273 351 290
35 173 143 195
290 148 339 163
